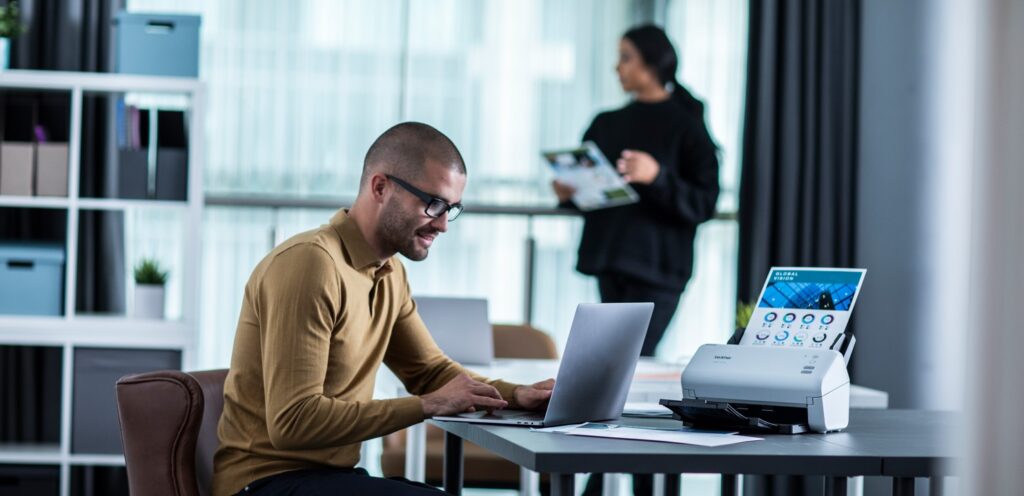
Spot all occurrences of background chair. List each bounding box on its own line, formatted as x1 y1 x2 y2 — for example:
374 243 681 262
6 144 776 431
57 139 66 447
381 324 558 488
115 369 228 496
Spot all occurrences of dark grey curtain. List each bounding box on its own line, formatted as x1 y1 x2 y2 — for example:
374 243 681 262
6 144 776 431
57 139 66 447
736 1 861 495
736 0 861 304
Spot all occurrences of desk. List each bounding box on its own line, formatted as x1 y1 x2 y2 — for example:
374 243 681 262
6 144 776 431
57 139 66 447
431 409 956 496
383 358 889 489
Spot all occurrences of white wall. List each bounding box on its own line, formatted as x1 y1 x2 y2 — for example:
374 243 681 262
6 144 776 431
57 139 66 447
966 0 1024 493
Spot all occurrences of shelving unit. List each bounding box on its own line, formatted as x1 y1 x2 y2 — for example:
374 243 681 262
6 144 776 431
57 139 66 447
0 70 205 496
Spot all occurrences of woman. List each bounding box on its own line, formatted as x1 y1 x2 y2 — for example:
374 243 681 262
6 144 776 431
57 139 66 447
554 24 720 358
553 23 720 496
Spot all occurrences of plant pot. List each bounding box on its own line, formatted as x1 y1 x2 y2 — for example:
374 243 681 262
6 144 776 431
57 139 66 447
0 38 9 70
133 284 165 319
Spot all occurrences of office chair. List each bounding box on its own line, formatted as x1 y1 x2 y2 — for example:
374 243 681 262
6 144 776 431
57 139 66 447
115 369 227 496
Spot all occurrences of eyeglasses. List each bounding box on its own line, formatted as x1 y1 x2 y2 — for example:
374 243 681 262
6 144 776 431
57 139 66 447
386 174 464 221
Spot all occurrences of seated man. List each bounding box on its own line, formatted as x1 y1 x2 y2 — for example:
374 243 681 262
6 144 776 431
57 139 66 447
213 122 553 496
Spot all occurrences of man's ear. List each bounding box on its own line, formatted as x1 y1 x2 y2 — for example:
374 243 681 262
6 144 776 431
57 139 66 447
368 173 389 204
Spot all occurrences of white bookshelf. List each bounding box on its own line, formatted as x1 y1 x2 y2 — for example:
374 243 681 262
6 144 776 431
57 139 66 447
0 70 205 495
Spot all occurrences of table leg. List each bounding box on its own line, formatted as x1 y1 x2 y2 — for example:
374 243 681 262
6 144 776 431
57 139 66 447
405 422 426 482
826 476 849 496
929 476 945 496
519 466 540 496
663 474 681 495
721 474 739 496
443 431 464 496
551 473 575 496
892 477 915 496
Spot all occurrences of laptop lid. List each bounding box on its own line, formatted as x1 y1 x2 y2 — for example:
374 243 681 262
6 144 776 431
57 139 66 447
542 302 654 426
415 296 495 365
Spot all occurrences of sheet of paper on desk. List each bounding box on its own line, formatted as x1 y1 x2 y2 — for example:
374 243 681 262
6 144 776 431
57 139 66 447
565 426 763 447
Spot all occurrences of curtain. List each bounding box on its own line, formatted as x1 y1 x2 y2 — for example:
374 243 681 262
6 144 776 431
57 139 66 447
736 0 861 304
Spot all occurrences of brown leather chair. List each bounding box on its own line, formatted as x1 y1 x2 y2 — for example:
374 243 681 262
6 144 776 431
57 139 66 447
381 324 558 488
115 369 228 496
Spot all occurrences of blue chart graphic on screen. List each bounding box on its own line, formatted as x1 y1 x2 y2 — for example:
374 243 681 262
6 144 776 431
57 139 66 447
759 270 862 311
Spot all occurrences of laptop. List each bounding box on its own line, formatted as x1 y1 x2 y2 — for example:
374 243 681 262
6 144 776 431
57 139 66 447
433 302 654 427
415 296 495 365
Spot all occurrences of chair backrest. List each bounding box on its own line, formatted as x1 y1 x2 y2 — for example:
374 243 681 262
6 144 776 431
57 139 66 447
115 369 228 496
492 324 558 359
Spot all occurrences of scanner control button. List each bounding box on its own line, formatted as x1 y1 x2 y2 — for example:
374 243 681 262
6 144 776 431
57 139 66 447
755 331 770 340
774 331 790 342
812 333 828 343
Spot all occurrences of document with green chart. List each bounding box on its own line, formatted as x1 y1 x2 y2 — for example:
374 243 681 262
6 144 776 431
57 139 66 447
543 141 639 210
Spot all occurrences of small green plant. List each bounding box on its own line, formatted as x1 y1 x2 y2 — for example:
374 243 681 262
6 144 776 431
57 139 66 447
735 300 756 329
0 2 27 38
134 258 168 285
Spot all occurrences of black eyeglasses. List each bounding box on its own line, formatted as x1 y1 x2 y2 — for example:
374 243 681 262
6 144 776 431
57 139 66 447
386 174 464 221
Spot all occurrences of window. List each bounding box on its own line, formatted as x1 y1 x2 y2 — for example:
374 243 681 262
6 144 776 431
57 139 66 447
127 0 747 367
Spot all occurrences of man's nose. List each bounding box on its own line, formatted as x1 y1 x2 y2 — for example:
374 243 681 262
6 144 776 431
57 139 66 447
429 213 449 233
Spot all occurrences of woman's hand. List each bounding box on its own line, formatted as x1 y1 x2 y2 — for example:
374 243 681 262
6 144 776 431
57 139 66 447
616 150 660 184
551 180 576 203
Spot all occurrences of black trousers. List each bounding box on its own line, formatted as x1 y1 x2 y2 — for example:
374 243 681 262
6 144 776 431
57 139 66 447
237 467 446 496
585 274 682 496
597 273 682 357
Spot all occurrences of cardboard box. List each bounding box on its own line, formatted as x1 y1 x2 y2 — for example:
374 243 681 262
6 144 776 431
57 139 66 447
0 142 34 196
35 143 69 197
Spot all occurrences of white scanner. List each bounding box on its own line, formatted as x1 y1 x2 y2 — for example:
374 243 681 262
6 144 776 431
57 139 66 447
660 344 850 433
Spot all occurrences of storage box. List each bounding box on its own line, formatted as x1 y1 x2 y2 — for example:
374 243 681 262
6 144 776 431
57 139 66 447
35 143 69 197
0 142 34 196
114 12 201 77
72 348 181 454
117 149 149 199
155 148 188 200
0 243 65 316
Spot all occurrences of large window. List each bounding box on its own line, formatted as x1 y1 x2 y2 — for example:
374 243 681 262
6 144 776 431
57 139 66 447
127 0 747 368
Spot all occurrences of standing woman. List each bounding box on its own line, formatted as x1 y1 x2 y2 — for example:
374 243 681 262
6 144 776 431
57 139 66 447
554 25 720 359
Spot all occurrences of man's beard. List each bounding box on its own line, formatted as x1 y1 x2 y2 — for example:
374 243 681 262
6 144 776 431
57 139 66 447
378 200 439 261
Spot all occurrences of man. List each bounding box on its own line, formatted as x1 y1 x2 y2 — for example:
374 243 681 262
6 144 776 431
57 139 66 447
213 122 554 495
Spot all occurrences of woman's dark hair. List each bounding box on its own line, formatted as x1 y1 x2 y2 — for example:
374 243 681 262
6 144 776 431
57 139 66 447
623 24 704 119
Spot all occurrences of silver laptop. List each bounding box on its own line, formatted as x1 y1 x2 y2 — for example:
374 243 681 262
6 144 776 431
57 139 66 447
415 296 495 365
433 302 654 427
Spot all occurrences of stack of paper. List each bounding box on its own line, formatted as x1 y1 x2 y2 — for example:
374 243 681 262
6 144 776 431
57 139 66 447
535 423 762 448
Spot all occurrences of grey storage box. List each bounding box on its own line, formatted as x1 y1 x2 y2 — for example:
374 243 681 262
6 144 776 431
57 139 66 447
117 149 149 199
35 143 69 197
72 347 181 454
155 148 188 200
114 12 201 77
0 243 65 316
1 142 34 196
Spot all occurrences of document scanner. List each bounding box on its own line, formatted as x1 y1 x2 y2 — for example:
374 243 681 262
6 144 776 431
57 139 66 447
660 344 850 434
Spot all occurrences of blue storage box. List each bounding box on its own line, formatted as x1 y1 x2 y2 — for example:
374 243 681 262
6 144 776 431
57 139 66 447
114 12 201 77
0 243 65 316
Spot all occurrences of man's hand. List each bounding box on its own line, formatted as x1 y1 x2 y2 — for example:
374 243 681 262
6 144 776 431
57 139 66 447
421 374 509 417
616 149 660 184
513 378 555 411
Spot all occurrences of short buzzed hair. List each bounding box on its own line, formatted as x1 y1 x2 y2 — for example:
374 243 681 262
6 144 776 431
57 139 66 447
360 122 466 189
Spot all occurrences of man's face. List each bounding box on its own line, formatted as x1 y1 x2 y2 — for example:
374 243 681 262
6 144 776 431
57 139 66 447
377 161 466 261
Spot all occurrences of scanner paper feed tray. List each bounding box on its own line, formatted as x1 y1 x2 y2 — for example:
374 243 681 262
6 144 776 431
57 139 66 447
659 398 810 435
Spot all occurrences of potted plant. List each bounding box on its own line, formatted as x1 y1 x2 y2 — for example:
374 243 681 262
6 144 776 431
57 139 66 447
133 258 168 319
0 1 27 70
